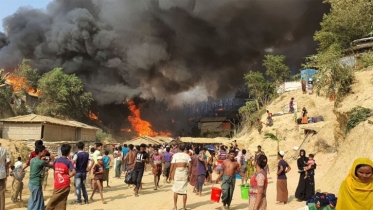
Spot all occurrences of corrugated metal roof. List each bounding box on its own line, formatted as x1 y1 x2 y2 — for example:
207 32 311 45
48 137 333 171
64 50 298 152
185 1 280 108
0 114 98 130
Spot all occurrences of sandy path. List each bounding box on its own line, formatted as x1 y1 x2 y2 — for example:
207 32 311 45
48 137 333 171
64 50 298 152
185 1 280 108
5 161 315 210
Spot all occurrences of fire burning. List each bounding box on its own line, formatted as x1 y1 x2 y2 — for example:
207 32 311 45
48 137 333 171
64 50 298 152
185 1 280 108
127 100 171 137
4 73 40 96
88 110 100 121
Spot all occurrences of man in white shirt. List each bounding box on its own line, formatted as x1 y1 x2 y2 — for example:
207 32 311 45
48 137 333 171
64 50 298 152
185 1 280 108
0 143 11 210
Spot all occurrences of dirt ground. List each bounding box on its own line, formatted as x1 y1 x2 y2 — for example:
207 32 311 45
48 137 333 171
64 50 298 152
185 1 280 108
4 159 335 210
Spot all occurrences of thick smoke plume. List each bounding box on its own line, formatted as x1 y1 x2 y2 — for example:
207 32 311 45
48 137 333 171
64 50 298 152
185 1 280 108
0 0 328 105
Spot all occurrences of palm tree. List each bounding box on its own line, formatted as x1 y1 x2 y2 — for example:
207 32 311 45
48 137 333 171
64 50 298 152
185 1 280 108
264 132 286 152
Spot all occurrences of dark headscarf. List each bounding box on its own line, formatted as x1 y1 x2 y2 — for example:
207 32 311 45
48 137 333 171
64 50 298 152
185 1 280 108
297 149 308 170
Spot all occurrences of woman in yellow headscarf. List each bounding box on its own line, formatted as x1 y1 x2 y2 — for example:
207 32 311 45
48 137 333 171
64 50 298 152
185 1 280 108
336 158 373 210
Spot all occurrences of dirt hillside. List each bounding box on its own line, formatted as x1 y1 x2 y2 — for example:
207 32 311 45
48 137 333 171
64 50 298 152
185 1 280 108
236 67 373 195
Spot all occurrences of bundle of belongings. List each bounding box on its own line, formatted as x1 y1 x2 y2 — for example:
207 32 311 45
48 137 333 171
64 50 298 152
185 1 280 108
297 116 324 125
306 192 337 210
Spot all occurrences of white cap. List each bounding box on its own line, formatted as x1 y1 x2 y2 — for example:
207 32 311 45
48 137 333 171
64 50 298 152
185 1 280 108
97 156 103 160
278 151 285 156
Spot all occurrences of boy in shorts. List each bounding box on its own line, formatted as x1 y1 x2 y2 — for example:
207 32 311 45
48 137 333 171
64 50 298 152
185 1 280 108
90 156 106 204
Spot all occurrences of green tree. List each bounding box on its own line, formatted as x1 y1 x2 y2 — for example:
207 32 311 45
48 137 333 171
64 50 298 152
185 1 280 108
264 132 285 152
36 68 93 120
243 71 275 110
315 0 373 52
263 54 290 88
0 69 15 117
303 44 354 104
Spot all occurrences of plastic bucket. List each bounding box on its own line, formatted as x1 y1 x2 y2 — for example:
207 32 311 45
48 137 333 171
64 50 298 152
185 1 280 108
235 173 242 179
210 185 222 203
240 184 250 200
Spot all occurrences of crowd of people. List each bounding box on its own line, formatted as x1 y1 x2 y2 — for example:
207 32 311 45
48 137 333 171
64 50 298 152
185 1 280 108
1 140 373 210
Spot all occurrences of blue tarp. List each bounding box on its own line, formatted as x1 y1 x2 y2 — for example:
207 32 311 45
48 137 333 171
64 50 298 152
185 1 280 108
301 69 318 81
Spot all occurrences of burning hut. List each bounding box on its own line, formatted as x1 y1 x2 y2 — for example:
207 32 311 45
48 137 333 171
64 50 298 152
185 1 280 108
0 114 98 142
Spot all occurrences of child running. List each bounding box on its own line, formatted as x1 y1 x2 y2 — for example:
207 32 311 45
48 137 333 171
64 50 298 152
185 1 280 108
304 154 315 179
151 148 163 190
90 156 106 204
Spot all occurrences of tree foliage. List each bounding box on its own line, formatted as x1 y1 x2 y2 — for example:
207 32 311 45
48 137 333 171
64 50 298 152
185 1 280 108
239 101 266 129
15 59 41 91
264 132 285 152
315 0 373 52
0 69 15 117
243 70 275 110
0 69 10 85
304 44 354 104
345 106 371 134
263 54 290 87
36 68 93 120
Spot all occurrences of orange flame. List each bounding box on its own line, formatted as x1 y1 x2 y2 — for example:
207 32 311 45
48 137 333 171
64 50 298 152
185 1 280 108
127 100 171 137
5 74 40 96
88 110 99 121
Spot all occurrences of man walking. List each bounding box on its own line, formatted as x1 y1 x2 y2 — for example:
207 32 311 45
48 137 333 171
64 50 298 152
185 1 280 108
72 142 93 204
169 144 191 210
132 144 149 197
0 143 10 210
215 150 243 210
122 144 129 174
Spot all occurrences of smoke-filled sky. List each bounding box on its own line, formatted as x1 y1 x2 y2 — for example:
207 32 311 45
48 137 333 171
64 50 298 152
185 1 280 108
0 0 328 106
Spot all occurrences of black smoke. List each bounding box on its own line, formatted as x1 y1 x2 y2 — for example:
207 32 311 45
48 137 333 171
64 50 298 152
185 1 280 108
0 0 329 106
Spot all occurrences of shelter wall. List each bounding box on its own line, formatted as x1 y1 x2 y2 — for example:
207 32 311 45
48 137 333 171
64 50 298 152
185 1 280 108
43 124 76 141
2 123 41 140
80 129 96 141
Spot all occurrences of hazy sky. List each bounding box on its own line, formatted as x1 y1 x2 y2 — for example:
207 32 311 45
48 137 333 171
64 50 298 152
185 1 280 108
0 0 51 33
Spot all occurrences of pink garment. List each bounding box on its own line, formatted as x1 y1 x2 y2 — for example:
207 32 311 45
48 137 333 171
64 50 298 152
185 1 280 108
307 160 314 166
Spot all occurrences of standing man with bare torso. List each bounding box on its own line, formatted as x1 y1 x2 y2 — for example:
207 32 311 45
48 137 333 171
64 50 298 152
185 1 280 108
215 150 244 210
124 144 136 188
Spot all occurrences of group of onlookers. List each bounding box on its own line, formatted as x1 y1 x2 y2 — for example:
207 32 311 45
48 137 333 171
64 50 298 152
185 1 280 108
2 140 373 210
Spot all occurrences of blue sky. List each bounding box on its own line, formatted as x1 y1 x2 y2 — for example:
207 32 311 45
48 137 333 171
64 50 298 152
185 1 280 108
0 0 52 33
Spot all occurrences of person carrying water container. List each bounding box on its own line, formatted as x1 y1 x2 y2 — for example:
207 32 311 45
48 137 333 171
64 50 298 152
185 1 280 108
215 150 244 210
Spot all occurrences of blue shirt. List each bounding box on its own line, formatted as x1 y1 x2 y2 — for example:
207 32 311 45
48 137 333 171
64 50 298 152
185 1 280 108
122 147 130 156
103 156 111 169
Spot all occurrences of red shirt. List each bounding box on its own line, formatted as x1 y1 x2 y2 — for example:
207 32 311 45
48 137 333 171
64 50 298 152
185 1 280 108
26 150 50 166
53 157 74 189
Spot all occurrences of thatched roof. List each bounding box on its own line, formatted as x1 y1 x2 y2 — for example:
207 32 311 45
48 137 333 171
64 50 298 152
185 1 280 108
126 136 168 146
0 114 98 130
179 137 229 144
